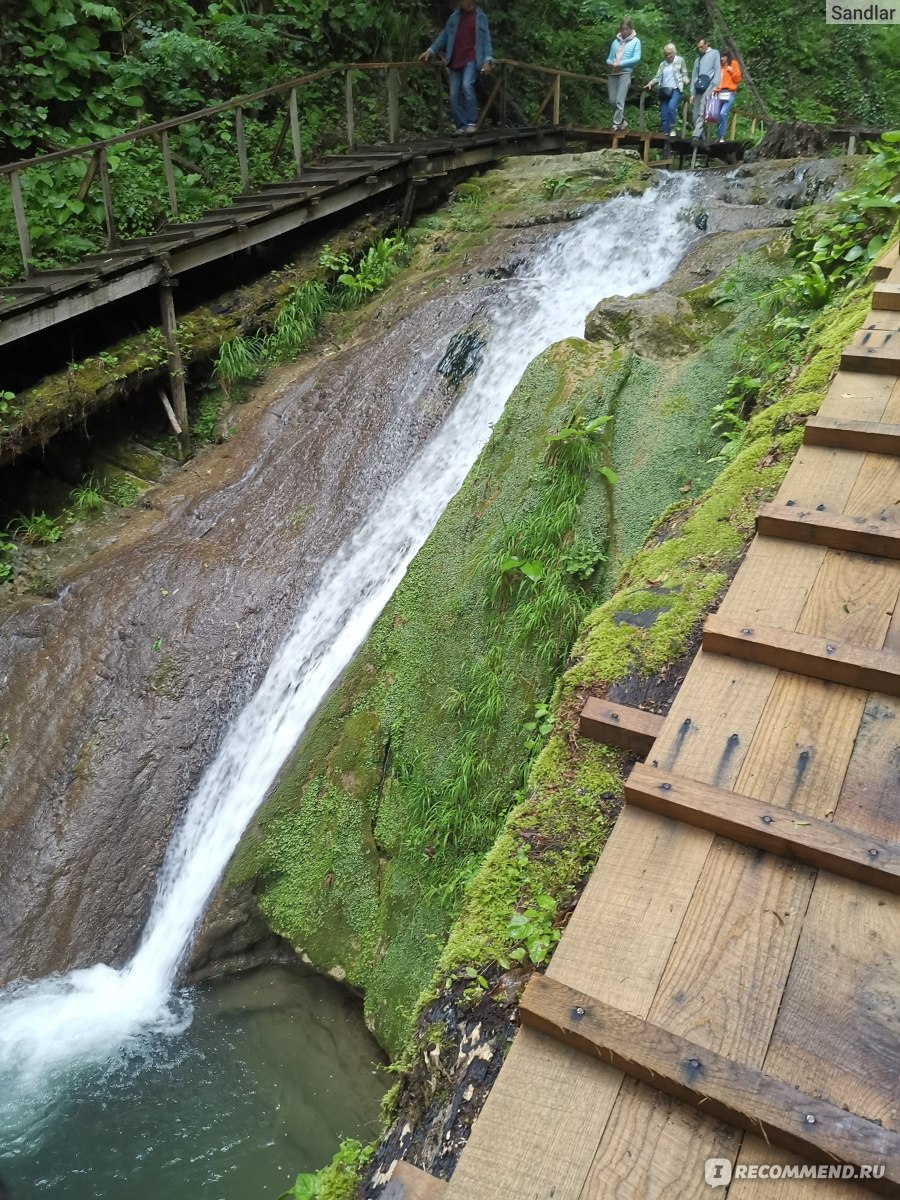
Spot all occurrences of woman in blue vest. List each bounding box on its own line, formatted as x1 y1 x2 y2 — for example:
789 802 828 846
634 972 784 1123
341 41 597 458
643 43 688 137
419 0 495 135
606 18 641 132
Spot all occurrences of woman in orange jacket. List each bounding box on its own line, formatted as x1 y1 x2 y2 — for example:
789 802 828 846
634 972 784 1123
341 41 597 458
717 51 742 141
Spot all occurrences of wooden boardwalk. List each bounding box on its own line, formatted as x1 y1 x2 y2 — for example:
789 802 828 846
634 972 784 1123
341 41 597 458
390 243 900 1197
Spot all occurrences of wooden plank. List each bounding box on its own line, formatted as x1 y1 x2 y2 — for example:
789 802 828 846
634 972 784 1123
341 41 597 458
625 761 900 895
384 1161 448 1199
703 614 900 696
756 500 900 558
579 697 663 754
804 414 900 456
841 327 900 375
874 282 900 311
519 974 900 1193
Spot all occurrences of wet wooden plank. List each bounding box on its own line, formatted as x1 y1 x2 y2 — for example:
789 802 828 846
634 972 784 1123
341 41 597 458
625 762 900 894
519 974 900 1194
702 614 900 696
873 242 900 281
579 698 663 754
756 501 900 558
804 415 900 456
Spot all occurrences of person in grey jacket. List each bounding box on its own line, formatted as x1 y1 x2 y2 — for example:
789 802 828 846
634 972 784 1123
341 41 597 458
419 0 494 135
605 18 641 131
643 43 688 136
690 36 721 141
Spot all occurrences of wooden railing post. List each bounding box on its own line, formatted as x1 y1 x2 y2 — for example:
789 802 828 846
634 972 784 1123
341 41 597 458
235 105 250 190
8 170 32 277
158 273 191 460
345 69 356 150
638 89 647 132
434 64 445 133
500 63 508 126
160 130 179 218
289 87 303 175
98 148 118 248
387 68 400 142
552 72 561 125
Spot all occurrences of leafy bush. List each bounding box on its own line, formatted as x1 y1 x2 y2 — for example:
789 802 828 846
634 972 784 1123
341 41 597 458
10 512 63 544
71 475 104 511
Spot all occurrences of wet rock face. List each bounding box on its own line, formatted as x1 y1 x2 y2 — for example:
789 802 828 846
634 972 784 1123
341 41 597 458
0 280 507 989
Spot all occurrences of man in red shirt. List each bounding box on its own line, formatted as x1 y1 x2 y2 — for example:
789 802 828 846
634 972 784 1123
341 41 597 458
419 0 495 135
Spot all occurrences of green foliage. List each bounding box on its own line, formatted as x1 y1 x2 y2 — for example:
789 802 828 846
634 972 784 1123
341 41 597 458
0 391 19 421
0 539 16 583
10 511 63 544
506 887 560 966
104 476 140 507
278 1139 375 1200
542 175 573 199
320 236 409 305
71 475 104 511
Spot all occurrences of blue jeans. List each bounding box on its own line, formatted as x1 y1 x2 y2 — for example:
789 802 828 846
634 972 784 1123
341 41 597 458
449 61 478 129
717 90 735 139
660 88 681 134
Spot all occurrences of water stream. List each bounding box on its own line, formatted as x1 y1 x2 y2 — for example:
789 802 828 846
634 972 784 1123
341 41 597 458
0 172 698 1186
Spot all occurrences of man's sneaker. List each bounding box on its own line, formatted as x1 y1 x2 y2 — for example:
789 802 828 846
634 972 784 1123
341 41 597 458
451 127 464 136
668 130 676 137
465 123 478 133
619 120 629 131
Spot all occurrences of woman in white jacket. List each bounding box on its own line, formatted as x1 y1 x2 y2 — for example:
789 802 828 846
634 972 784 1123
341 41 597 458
643 43 689 137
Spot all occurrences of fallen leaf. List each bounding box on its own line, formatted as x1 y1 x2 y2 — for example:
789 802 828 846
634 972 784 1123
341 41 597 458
680 481 693 493
161 589 169 597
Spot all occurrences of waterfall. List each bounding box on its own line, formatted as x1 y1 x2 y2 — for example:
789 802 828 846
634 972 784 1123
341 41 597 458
0 172 698 1093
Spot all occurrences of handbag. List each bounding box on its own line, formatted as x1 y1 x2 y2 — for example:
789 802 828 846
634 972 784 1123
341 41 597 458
703 91 722 123
694 71 711 93
658 86 674 100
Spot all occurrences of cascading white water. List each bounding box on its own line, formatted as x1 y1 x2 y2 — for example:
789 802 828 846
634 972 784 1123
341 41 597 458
0 172 698 1091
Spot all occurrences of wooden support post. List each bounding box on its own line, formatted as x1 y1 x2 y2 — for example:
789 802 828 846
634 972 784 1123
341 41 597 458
500 63 508 127
702 613 900 696
642 134 650 165
160 130 179 220
235 105 250 191
804 414 900 455
848 133 857 156
474 75 502 132
519 973 900 1195
579 698 663 755
158 275 191 460
532 79 556 125
387 68 400 143
345 70 356 151
552 72 561 125
8 170 32 277
98 148 118 248
625 762 900 895
289 88 303 175
158 387 182 435
750 116 757 136
756 500 900 559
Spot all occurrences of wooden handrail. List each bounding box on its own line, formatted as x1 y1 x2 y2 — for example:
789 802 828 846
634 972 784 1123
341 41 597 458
0 57 613 178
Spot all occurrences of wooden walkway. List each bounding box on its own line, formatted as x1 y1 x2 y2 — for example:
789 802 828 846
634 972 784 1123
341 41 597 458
390 243 900 1197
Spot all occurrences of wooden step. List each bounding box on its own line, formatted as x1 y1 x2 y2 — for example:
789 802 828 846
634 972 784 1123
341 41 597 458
625 761 900 894
702 613 900 695
756 499 900 558
873 282 900 312
384 1161 448 1199
872 241 899 281
579 698 663 755
840 327 900 375
519 973 900 1196
804 414 900 455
